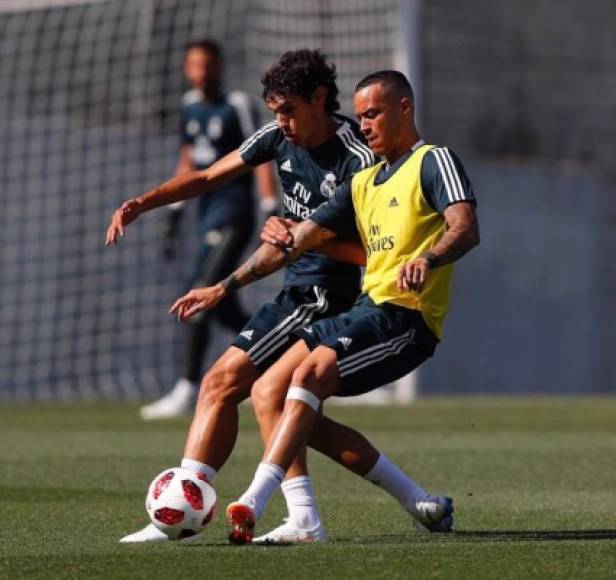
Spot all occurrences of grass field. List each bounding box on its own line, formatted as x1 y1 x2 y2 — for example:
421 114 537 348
1 397 615 579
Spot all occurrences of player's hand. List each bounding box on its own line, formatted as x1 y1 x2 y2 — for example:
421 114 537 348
397 257 431 292
169 285 227 320
260 216 295 248
106 199 142 245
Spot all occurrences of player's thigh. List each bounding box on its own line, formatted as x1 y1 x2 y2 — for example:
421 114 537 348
296 297 436 397
198 346 260 406
232 285 332 373
325 308 434 397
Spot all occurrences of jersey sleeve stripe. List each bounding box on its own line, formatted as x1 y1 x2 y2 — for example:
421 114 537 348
342 125 376 167
342 126 376 167
228 91 257 139
439 147 466 201
431 148 460 202
238 121 278 154
339 127 371 168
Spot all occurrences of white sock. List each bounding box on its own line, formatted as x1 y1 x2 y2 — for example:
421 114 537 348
177 377 197 388
238 462 285 519
181 458 218 482
282 476 321 530
364 453 430 518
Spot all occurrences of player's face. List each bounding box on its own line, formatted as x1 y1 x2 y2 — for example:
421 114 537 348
184 48 222 91
354 83 409 158
266 94 321 147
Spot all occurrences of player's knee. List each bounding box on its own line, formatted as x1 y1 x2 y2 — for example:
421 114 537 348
290 363 316 391
251 375 286 417
291 349 339 399
197 361 247 409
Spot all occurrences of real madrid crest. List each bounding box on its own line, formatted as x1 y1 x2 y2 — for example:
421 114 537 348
320 172 337 198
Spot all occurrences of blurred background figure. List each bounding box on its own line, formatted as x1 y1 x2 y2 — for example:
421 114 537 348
141 39 277 420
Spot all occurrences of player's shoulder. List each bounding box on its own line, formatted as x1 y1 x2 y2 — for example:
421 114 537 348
421 144 475 207
423 145 465 168
421 144 470 182
334 114 377 171
182 88 203 107
238 120 281 155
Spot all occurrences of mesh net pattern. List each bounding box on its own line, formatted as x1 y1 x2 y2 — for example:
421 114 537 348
0 0 401 401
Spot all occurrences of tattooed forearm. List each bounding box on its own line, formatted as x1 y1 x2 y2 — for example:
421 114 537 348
429 203 480 267
220 273 242 292
217 220 334 293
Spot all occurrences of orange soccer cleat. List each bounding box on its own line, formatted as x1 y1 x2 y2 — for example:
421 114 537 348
226 502 256 545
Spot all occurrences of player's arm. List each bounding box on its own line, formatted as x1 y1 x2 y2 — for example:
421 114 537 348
398 202 479 291
169 219 335 320
313 239 366 266
398 147 480 292
105 149 249 245
260 217 365 266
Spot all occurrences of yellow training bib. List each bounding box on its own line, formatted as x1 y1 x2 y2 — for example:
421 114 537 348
351 144 454 339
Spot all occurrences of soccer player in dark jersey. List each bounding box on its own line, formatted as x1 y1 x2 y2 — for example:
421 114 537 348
140 40 278 421
169 71 480 544
109 51 434 545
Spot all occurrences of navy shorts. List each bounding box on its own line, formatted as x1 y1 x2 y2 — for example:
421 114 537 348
294 294 439 397
232 285 357 372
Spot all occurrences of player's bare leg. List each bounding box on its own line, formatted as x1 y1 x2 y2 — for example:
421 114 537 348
250 341 325 543
227 346 338 543
121 346 257 544
183 346 258 471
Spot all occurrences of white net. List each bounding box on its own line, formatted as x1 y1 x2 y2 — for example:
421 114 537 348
0 0 402 401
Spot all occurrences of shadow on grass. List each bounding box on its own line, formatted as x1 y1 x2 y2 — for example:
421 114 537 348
339 529 616 545
452 529 616 542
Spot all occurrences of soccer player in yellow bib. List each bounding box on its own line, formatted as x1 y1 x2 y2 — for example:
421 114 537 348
170 70 480 543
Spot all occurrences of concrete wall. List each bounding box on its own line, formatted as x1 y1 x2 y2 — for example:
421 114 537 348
419 0 616 173
419 160 615 393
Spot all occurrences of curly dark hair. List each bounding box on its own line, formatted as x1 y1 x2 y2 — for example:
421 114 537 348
261 49 340 113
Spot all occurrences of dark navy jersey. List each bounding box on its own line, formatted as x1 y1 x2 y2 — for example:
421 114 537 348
312 145 476 236
239 114 376 298
180 89 259 226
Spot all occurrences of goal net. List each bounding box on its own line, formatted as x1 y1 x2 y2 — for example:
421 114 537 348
0 0 407 402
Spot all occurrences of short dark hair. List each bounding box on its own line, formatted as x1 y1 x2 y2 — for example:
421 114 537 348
355 70 414 101
184 39 223 61
261 49 340 113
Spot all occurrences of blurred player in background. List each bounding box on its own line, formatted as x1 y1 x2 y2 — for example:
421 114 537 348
109 51 453 545
140 39 278 421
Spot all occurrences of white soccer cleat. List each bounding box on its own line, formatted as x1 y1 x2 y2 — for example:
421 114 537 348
119 523 204 544
119 523 169 543
140 378 197 420
252 519 327 545
413 496 454 533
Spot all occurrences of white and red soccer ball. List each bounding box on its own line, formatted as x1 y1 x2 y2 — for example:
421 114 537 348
146 467 216 539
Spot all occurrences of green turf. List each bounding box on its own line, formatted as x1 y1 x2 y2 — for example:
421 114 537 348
1 398 615 579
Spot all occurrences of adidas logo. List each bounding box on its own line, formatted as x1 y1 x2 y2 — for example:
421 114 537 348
337 337 353 350
280 159 292 172
388 197 399 207
240 329 254 341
